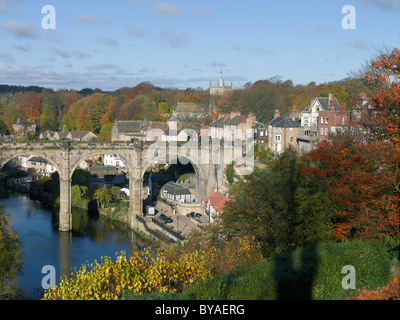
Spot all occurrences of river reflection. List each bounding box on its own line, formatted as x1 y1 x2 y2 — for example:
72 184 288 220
0 192 155 300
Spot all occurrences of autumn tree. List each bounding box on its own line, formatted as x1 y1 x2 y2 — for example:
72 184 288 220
87 93 112 133
302 48 400 241
21 92 41 123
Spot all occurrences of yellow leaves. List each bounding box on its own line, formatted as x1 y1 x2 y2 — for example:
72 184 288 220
42 249 212 300
42 237 263 300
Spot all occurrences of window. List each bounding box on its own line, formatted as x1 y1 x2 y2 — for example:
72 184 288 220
325 117 329 124
341 117 345 125
321 117 324 124
260 131 264 136
320 128 324 136
325 128 329 136
275 135 281 142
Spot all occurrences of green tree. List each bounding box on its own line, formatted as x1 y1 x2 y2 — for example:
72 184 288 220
93 186 121 208
0 204 24 299
97 123 113 142
157 102 170 114
221 147 334 256
40 91 59 131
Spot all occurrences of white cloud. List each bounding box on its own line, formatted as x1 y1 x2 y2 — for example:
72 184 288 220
158 31 190 47
190 6 213 19
127 26 146 37
355 0 400 10
0 51 15 63
73 50 90 59
54 49 70 58
74 14 111 24
154 2 181 17
0 0 23 13
1 20 40 39
85 64 119 71
346 40 371 51
96 36 118 46
153 2 213 19
13 44 31 52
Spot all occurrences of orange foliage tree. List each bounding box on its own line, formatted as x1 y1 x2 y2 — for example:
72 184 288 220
302 48 400 241
351 275 399 300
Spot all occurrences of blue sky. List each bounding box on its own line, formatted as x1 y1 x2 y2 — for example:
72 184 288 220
0 0 399 90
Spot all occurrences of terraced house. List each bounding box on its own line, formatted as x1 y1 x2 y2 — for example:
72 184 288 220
268 107 301 154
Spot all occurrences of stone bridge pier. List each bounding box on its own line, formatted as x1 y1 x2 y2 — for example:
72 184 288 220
0 141 242 232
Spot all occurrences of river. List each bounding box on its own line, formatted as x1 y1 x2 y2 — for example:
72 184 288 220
0 192 155 300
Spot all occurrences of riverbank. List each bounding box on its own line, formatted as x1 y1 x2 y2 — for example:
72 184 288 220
0 193 162 299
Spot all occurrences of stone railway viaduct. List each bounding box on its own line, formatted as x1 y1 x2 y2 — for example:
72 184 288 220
0 141 238 232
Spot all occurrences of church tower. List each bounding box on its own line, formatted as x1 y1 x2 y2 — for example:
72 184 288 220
210 69 233 96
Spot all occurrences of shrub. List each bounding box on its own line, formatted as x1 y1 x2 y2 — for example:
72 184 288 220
351 275 399 300
42 249 211 300
122 291 191 300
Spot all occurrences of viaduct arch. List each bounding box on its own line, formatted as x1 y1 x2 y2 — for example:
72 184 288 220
0 141 229 232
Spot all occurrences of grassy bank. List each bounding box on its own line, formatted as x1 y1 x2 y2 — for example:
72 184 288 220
184 240 396 300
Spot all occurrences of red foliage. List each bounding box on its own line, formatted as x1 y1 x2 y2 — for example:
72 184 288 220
302 48 400 241
351 275 399 300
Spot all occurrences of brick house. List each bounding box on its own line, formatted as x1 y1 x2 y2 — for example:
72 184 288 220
318 106 351 142
12 119 37 137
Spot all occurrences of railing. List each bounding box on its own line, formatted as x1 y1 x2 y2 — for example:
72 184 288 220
135 215 176 244
152 217 186 241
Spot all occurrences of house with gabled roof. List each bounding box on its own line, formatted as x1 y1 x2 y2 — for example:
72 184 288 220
161 181 192 203
205 191 232 223
67 131 97 141
111 120 143 142
297 93 341 153
39 130 56 140
111 120 169 142
209 111 256 142
52 131 69 140
300 94 340 136
268 107 301 154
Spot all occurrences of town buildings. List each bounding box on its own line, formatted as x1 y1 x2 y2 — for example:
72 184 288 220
12 119 37 137
111 120 169 142
209 111 257 142
39 130 97 141
12 155 56 176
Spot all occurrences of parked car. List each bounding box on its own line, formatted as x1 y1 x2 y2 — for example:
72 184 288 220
187 212 201 220
158 213 173 223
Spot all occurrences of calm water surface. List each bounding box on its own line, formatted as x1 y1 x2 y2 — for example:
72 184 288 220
1 192 150 299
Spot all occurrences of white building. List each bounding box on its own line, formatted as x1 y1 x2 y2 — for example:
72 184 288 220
300 94 340 136
104 154 126 168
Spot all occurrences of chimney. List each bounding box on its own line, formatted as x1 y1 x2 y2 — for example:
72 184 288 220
328 93 335 110
274 108 280 119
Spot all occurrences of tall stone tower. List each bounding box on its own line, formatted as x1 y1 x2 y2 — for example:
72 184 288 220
210 70 233 96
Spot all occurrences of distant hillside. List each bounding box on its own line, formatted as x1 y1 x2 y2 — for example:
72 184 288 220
0 84 46 94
